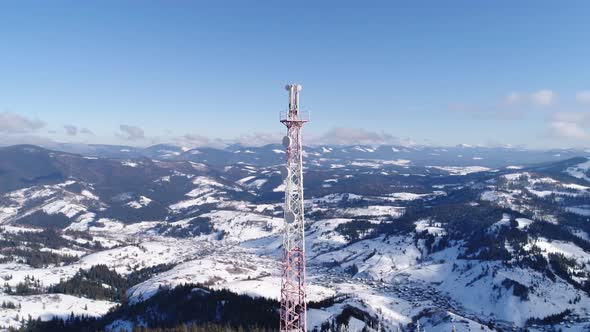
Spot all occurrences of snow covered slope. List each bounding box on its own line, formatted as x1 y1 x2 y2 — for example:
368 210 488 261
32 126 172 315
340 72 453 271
0 145 589 331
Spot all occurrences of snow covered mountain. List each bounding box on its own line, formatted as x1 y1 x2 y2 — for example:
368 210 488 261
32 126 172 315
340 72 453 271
0 144 589 331
22 142 590 168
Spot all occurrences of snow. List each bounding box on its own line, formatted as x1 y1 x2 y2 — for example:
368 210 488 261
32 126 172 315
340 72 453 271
237 175 257 184
237 176 268 189
0 225 43 234
42 200 86 218
330 164 346 169
81 190 99 200
203 210 282 242
0 294 115 327
138 196 152 206
314 234 421 280
126 196 152 209
388 192 427 201
340 206 404 219
382 159 411 166
409 258 588 328
530 237 590 263
0 182 107 225
310 193 364 204
515 217 533 229
566 206 590 216
192 176 226 188
481 190 517 208
350 161 381 168
566 158 590 182
488 213 512 233
128 246 276 303
353 146 376 153
429 166 491 175
572 229 590 242
40 247 87 257
415 219 446 235
272 183 285 192
0 207 19 224
121 161 138 167
2 156 590 331
185 187 214 198
169 176 239 210
249 179 268 188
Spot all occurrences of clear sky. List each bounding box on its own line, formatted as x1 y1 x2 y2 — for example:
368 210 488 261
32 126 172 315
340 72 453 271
1 1 590 148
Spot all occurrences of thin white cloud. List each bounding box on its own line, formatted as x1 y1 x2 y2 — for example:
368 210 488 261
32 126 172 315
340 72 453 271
576 90 590 105
118 124 145 141
173 133 211 148
549 112 590 140
452 90 556 122
0 112 45 134
550 121 588 139
530 89 555 107
504 92 522 105
502 90 556 107
312 127 405 146
183 134 209 145
0 134 55 147
64 125 78 136
174 128 409 148
233 132 284 147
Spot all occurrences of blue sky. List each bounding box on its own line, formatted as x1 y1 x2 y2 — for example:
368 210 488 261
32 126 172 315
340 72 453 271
1 1 590 148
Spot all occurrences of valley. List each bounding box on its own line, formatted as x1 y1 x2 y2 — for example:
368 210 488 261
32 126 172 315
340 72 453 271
0 144 589 331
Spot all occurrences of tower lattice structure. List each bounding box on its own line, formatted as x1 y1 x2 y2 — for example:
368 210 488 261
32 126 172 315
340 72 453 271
279 84 308 332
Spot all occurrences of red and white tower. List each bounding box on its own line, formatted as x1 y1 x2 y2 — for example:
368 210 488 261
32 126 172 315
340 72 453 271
280 84 308 332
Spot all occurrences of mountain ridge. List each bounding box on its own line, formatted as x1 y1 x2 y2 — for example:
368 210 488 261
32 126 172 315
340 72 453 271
0 145 589 330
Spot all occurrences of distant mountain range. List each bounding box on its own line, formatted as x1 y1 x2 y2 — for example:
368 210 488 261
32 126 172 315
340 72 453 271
5 142 589 168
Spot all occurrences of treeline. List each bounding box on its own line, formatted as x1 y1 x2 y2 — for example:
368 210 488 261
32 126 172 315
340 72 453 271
335 219 377 243
19 284 280 332
526 309 572 326
0 228 102 268
0 247 77 268
13 320 275 332
49 265 128 301
548 253 590 294
23 284 393 332
3 263 174 299
155 217 214 238
48 263 174 301
123 324 275 332
5 275 43 296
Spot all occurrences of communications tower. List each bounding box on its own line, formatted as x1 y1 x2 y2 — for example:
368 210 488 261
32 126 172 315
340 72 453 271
280 84 308 332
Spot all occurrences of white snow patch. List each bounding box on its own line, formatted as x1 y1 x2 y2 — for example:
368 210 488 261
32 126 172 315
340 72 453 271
566 158 590 182
429 166 491 175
